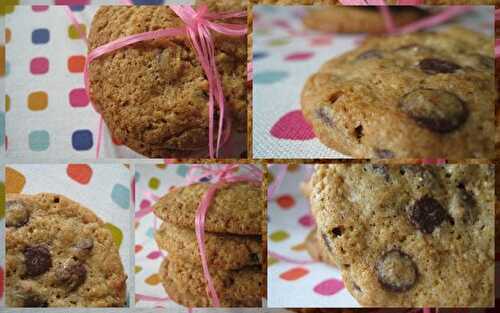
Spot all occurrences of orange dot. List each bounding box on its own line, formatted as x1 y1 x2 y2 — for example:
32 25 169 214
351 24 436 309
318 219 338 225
5 28 11 43
277 194 295 209
145 273 161 285
27 91 48 111
67 55 86 73
6 167 26 193
66 164 93 185
0 45 5 77
279 267 309 281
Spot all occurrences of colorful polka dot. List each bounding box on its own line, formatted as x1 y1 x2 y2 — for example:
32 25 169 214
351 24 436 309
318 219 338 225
32 5 49 12
146 227 154 239
5 167 26 193
268 38 290 46
31 28 50 44
146 251 162 259
0 1 19 16
66 164 93 185
5 95 10 112
27 91 48 111
285 52 314 61
68 55 86 73
280 267 309 281
270 110 315 140
176 165 189 177
54 0 90 6
111 183 130 209
5 28 11 43
270 230 289 242
135 244 143 253
313 278 344 296
71 129 93 151
140 199 151 210
69 88 89 107
253 51 269 60
145 273 161 285
268 256 279 266
30 57 49 75
0 112 4 146
104 223 123 248
298 214 315 227
29 130 50 151
135 265 142 273
0 46 5 76
277 194 295 209
254 71 288 84
148 177 160 190
68 24 86 39
133 0 164 4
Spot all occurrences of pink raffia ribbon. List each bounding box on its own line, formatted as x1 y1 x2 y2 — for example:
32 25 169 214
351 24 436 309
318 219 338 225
185 164 263 307
66 5 247 159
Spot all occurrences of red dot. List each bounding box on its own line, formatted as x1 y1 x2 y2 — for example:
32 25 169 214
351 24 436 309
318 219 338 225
30 57 49 75
277 194 295 209
135 244 143 253
69 88 89 107
66 164 93 185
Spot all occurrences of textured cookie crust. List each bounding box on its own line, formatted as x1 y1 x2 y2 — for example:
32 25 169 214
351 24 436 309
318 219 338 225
160 258 264 307
305 227 336 266
311 164 494 307
153 182 264 235
154 221 262 270
88 6 247 158
303 7 426 34
6 193 127 307
302 27 495 158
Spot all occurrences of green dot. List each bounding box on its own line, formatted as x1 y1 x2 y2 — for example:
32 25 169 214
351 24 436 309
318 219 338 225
148 177 160 190
268 38 290 47
268 256 279 267
0 182 5 219
270 230 289 242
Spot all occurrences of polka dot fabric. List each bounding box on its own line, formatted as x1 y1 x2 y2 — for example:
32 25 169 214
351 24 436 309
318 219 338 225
252 6 494 159
268 164 359 307
3 1 194 161
4 163 133 306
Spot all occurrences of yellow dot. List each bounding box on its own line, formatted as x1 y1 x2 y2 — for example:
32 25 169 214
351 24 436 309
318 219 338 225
6 95 10 112
28 91 48 111
68 24 86 40
6 167 26 194
148 177 160 190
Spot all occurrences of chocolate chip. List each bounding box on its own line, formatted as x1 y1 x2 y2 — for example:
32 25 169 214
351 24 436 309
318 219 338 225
356 49 382 60
408 196 449 234
332 226 343 237
376 249 418 292
316 107 334 128
374 148 395 159
454 183 477 224
56 261 87 291
23 245 52 277
249 253 261 264
354 125 363 142
400 88 468 133
23 294 48 307
419 58 461 74
6 200 30 228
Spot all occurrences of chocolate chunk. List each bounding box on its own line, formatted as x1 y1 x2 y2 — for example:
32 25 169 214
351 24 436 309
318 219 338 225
23 294 48 307
455 183 477 223
419 58 461 74
408 196 449 234
56 261 87 291
376 249 418 292
73 238 94 260
316 107 334 128
400 88 468 133
374 148 395 159
356 49 382 60
6 200 30 228
23 245 52 277
249 253 261 264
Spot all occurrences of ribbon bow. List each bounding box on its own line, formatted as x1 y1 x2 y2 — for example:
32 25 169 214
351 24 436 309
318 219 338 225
81 5 247 158
185 164 263 307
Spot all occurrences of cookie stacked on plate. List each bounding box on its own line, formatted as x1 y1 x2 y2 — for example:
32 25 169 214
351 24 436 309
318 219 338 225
309 164 494 307
153 181 265 307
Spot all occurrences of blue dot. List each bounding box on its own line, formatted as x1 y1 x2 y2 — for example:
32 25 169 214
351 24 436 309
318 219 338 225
146 227 155 239
134 172 140 183
253 52 269 60
71 129 93 151
111 184 130 210
133 0 164 4
254 71 289 84
176 165 189 177
0 112 4 147
29 130 50 151
70 5 85 12
31 28 50 44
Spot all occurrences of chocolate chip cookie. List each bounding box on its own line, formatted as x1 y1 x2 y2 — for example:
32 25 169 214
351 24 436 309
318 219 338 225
301 27 495 158
154 221 262 270
5 193 127 307
152 182 264 235
303 6 426 34
159 258 264 307
310 164 494 306
88 5 247 158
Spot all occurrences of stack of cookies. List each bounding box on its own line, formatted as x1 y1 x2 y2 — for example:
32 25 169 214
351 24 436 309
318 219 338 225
309 164 494 307
153 181 265 307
